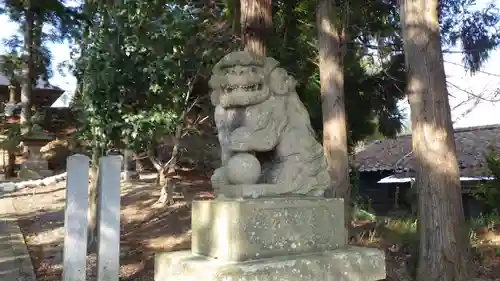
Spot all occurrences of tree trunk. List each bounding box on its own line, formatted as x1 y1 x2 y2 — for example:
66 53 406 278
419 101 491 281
87 146 101 253
150 78 198 207
317 0 351 233
150 137 181 208
21 3 34 137
6 84 16 178
232 0 241 35
8 85 16 103
33 13 43 81
122 149 134 181
240 0 272 56
399 0 470 280
282 0 299 73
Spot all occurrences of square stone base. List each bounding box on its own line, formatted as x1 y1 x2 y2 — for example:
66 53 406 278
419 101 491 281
18 168 52 180
192 198 346 262
21 159 49 171
120 171 139 181
155 247 386 281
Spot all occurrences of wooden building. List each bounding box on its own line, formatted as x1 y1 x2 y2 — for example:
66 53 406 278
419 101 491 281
352 125 500 217
0 73 66 176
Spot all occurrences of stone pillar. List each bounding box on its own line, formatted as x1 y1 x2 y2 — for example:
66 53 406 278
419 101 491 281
62 154 90 281
121 149 138 181
154 197 386 281
0 148 8 180
96 155 122 281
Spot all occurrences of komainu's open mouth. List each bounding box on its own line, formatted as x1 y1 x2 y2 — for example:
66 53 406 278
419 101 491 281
222 83 263 93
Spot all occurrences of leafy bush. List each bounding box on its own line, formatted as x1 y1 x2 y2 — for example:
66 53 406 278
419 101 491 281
472 150 500 213
354 208 376 221
350 165 376 219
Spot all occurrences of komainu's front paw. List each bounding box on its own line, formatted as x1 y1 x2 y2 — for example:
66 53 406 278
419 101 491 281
229 128 252 151
210 167 229 186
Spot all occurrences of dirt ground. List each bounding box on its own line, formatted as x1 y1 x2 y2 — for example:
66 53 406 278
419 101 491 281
8 170 500 281
10 170 212 281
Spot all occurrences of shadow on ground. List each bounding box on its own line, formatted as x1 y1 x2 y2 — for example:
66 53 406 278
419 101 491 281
0 217 36 281
1 187 66 199
9 173 212 281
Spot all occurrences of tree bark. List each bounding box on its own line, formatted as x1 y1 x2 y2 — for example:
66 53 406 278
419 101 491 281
400 0 470 280
240 0 272 56
21 2 34 137
33 12 43 82
150 133 182 207
6 84 17 178
282 0 299 73
317 0 351 233
87 146 101 252
232 0 241 35
156 145 179 207
8 85 16 103
122 149 134 181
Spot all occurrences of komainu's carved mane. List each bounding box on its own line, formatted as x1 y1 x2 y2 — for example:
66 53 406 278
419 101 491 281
209 51 331 198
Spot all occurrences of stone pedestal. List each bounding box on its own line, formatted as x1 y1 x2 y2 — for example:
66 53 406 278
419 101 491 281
19 145 52 180
121 171 139 181
155 198 386 281
18 165 52 180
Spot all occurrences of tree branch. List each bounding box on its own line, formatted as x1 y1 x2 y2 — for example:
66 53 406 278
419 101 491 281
447 80 500 124
161 68 201 170
447 81 500 103
147 143 162 171
444 60 500 78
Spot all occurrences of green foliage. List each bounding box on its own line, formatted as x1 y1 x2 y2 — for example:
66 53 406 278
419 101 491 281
268 0 500 146
353 208 376 221
469 210 500 230
349 165 375 214
472 150 500 213
386 218 418 240
270 0 407 145
0 0 84 84
0 52 23 85
349 168 384 221
0 123 21 151
67 0 500 159
74 1 233 155
350 165 361 198
439 0 500 72
2 34 54 84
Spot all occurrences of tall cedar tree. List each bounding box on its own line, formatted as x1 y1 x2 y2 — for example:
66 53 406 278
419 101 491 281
20 0 35 136
400 0 470 280
317 0 350 232
240 0 272 55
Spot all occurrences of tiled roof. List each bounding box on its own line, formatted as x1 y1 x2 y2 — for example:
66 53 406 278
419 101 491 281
0 72 62 90
353 124 500 177
0 72 64 106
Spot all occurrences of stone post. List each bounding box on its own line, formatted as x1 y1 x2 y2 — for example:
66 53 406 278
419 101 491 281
96 155 122 281
62 154 90 281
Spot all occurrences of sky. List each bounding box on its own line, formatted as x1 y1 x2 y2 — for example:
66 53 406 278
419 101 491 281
396 45 500 128
398 0 500 128
0 3 499 128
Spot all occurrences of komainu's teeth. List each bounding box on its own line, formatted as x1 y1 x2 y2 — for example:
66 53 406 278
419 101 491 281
224 86 235 92
222 84 263 92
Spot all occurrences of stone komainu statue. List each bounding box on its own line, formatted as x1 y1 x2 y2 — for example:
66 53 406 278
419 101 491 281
209 51 331 197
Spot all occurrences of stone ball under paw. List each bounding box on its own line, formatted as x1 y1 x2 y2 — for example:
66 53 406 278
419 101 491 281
227 153 261 184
